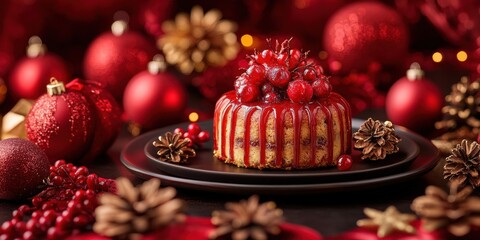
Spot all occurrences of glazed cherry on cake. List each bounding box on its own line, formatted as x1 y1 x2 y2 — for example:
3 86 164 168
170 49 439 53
214 39 352 169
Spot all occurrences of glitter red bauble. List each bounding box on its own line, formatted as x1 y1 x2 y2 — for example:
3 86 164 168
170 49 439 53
83 30 156 103
0 138 50 200
9 53 69 100
386 76 443 134
323 2 409 72
66 79 122 163
26 85 95 164
123 71 187 131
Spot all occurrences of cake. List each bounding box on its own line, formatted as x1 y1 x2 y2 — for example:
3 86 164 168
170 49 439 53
213 40 351 169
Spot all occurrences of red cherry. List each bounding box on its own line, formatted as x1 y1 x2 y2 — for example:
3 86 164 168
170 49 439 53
303 68 317 81
276 52 288 66
267 66 290 88
187 123 201 135
256 50 274 65
287 80 313 104
197 131 210 142
314 65 324 75
236 84 260 103
245 65 266 85
261 83 275 94
312 79 332 98
337 155 353 171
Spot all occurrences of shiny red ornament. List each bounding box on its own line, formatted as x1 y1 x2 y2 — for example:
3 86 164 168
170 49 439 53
123 56 188 131
9 37 69 100
26 79 95 163
66 79 122 163
386 63 443 134
140 0 174 37
0 138 50 200
83 20 156 103
323 1 409 72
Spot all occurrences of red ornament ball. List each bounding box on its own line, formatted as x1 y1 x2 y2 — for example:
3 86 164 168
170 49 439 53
123 61 187 131
323 1 409 72
66 79 122 163
26 80 95 163
9 51 69 100
83 22 156 102
386 64 443 134
0 138 50 200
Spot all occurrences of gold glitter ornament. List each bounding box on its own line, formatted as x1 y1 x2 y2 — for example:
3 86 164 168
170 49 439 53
158 6 239 74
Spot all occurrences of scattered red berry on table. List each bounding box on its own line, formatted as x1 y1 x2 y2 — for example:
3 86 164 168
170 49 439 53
175 123 211 148
337 155 353 171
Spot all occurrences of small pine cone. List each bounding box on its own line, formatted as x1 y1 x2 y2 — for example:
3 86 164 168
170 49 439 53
411 182 480 236
444 139 480 188
209 195 284 240
152 132 196 163
93 177 185 239
353 118 401 160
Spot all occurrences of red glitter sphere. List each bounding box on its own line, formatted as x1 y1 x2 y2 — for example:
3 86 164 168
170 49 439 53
0 138 50 200
9 37 69 100
66 79 122 163
83 20 156 103
26 80 95 163
123 56 187 130
386 63 443 134
323 1 409 72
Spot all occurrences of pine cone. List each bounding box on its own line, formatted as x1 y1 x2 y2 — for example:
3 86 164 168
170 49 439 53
353 118 401 160
93 178 185 238
436 77 480 130
152 132 196 163
158 6 239 74
444 139 480 188
209 195 284 240
411 182 480 236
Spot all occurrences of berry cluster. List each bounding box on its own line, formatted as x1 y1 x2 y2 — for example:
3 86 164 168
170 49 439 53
174 122 210 148
235 39 332 104
0 160 115 240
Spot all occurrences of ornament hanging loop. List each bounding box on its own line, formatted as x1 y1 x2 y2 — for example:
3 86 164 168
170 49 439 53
27 36 46 58
148 55 167 74
47 78 66 96
406 62 424 81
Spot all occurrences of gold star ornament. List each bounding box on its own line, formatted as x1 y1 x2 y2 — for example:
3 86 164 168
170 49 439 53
158 6 239 75
357 206 416 237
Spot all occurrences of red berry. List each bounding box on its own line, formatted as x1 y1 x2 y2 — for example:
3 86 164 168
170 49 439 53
314 65 324 75
312 79 332 98
236 84 260 103
173 128 184 135
54 160 66 168
197 131 210 142
74 166 88 177
187 123 201 135
287 80 313 104
256 50 274 65
261 83 275 94
337 155 353 171
303 68 317 81
267 66 290 88
288 49 302 69
245 65 266 85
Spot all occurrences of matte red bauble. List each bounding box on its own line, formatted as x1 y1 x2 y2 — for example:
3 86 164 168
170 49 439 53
83 20 156 102
66 79 122 163
26 79 95 163
323 1 409 72
123 56 187 131
386 63 443 134
0 138 50 200
8 37 69 100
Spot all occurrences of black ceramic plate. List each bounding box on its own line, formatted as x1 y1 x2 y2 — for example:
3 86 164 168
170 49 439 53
143 119 419 184
120 119 439 194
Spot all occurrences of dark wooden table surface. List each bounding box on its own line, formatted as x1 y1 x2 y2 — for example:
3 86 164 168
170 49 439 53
0 108 448 238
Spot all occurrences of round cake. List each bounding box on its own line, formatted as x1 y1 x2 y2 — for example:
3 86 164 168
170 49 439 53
213 40 352 169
